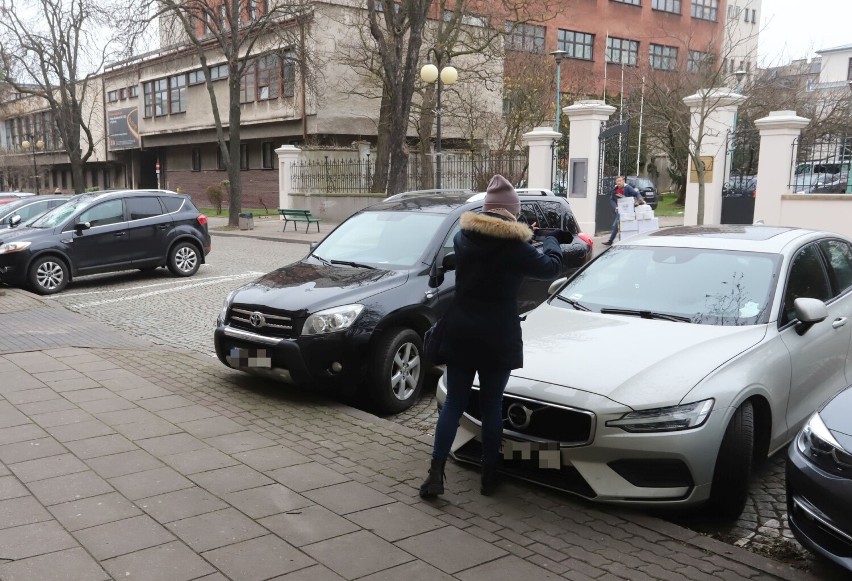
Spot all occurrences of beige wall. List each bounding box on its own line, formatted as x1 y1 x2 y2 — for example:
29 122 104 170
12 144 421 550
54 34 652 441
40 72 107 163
818 49 852 84
779 194 852 239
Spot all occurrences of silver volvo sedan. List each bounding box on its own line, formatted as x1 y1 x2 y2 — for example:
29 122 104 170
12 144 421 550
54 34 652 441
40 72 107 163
438 225 852 518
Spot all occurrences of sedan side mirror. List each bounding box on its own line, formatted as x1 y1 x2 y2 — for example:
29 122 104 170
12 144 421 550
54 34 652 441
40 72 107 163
8 214 21 227
548 277 568 295
309 241 319 252
74 221 91 234
794 297 828 336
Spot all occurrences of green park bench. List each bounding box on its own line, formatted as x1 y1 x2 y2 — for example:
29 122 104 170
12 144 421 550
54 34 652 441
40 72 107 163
278 208 321 233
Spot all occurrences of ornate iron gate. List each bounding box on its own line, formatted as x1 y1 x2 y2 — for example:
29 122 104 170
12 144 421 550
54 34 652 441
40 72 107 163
595 118 630 234
721 127 759 224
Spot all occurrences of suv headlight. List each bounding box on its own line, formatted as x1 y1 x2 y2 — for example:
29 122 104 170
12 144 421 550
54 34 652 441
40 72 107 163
302 304 364 336
797 412 852 477
606 399 714 432
0 241 32 254
218 291 236 326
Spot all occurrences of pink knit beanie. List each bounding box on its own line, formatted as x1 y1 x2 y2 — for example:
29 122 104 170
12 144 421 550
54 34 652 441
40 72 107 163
482 175 520 215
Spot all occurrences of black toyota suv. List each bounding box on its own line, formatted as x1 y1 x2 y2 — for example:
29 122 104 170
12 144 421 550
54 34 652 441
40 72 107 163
214 191 592 414
0 189 211 295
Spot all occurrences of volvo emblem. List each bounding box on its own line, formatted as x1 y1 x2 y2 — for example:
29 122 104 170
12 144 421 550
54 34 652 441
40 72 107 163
249 312 266 328
506 403 533 429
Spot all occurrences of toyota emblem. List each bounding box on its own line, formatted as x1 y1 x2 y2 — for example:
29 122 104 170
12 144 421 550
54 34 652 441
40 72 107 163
506 403 533 429
249 312 266 328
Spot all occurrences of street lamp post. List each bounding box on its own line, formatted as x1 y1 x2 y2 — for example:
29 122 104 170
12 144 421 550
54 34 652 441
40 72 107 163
729 70 748 184
550 49 567 193
420 48 458 189
20 135 45 195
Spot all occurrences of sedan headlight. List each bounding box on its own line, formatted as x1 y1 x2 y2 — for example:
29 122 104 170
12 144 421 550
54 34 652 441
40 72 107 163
606 399 714 432
0 241 31 254
797 412 852 477
302 304 364 336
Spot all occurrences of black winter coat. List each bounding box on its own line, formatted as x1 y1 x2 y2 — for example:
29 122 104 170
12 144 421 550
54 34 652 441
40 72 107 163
438 211 563 371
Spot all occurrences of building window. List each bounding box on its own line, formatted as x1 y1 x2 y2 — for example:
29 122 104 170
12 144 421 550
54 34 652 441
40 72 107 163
90 169 99 188
751 8 756 23
210 64 228 81
119 88 126 100
257 54 280 100
848 57 852 80
691 0 718 21
611 0 641 4
169 74 186 113
688 50 709 73
104 170 112 190
240 62 257 103
143 82 153 117
653 0 681 13
154 79 168 116
240 144 249 170
188 70 204 85
262 142 274 169
606 37 638 65
129 85 138 98
217 146 227 170
192 148 201 171
650 44 678 70
283 51 296 97
504 21 545 53
558 29 595 61
107 90 118 103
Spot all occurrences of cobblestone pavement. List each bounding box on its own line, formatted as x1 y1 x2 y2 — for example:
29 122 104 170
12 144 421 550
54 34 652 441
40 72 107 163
0 291 829 580
7 220 846 577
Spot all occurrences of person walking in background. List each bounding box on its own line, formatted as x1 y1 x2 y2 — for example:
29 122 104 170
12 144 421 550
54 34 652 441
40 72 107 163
603 176 644 246
419 175 565 498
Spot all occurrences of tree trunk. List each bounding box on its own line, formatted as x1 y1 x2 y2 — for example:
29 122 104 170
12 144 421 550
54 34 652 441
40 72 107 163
371 90 392 193
227 82 242 227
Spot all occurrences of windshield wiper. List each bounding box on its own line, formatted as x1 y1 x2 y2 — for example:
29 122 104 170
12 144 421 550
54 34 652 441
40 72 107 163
554 295 591 311
312 254 332 266
330 259 376 270
599 308 691 322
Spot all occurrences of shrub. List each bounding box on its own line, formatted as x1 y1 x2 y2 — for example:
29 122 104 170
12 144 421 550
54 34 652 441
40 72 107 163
205 184 225 215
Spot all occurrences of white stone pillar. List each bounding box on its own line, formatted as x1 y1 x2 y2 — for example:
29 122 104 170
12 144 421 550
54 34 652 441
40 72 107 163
682 90 746 225
753 110 810 225
521 126 562 191
276 145 301 213
563 100 616 234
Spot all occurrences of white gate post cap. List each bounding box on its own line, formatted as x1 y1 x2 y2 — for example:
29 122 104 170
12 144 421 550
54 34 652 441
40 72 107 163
522 126 562 145
682 89 746 109
563 100 616 120
754 110 810 132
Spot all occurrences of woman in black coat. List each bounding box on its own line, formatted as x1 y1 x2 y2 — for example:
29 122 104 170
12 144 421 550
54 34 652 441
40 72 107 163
420 175 564 498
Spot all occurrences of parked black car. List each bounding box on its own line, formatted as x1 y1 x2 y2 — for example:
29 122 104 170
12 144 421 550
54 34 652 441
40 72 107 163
0 190 211 295
787 382 852 573
0 195 71 229
214 191 591 414
601 176 658 209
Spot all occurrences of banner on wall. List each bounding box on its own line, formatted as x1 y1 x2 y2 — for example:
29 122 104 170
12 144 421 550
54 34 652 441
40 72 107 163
107 107 140 150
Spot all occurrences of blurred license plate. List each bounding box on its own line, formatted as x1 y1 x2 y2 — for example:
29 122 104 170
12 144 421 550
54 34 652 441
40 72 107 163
501 438 561 469
227 347 272 368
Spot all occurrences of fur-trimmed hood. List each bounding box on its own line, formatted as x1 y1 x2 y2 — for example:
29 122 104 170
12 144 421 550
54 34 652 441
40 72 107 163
459 211 532 242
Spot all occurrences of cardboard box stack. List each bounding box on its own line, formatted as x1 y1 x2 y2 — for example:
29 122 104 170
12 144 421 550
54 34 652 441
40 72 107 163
618 197 659 240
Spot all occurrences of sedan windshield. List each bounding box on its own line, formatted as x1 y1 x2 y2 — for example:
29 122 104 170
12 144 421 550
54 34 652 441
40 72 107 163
313 211 446 268
632 178 654 189
556 246 780 325
28 195 94 228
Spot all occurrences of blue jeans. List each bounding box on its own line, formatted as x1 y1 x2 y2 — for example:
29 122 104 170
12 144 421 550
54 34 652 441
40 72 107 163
432 365 511 466
608 210 619 243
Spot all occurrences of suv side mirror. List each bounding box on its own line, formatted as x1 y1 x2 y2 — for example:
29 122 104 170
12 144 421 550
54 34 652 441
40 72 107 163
8 214 21 227
441 252 456 272
74 221 91 234
428 251 456 288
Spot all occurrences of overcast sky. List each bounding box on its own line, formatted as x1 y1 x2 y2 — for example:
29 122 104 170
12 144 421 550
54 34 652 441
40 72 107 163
758 0 852 66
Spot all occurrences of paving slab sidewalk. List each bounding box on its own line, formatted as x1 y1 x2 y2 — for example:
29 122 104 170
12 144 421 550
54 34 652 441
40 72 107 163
0 287 816 581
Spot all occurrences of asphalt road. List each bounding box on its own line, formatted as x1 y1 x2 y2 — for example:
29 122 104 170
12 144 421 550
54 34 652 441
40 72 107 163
38 234 843 578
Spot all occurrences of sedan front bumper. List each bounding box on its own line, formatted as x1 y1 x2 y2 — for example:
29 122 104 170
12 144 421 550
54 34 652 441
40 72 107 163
437 374 725 507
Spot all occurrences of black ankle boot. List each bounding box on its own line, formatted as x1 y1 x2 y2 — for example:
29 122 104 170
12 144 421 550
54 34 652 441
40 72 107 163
419 458 446 498
480 464 500 496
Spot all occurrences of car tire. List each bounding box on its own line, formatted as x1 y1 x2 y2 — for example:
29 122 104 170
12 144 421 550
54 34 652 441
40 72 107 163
367 327 425 414
167 241 200 277
708 400 754 519
28 255 69 295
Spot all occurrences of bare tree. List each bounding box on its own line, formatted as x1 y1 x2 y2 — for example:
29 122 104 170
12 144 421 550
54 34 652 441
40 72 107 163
0 0 133 194
150 0 314 226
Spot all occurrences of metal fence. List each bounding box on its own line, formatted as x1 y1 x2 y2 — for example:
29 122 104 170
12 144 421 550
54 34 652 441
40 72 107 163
789 132 852 194
290 152 528 194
